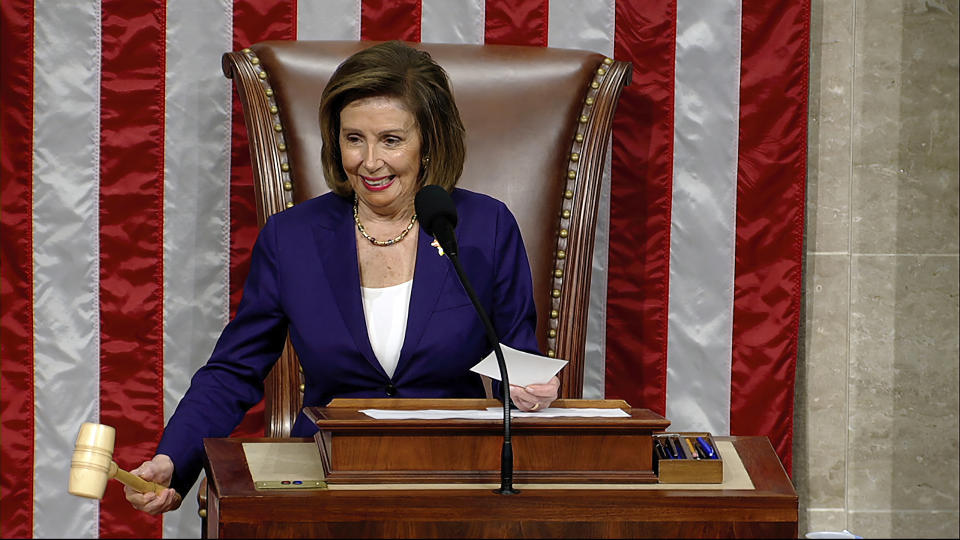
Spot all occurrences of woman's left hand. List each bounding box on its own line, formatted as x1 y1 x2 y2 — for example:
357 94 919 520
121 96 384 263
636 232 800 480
509 375 559 412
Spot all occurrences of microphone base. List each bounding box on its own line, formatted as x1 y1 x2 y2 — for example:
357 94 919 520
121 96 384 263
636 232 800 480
493 487 520 495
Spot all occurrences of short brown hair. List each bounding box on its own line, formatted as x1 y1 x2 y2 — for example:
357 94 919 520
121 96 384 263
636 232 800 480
319 41 466 197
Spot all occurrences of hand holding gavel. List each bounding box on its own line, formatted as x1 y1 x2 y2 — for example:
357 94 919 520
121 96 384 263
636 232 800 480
69 423 182 514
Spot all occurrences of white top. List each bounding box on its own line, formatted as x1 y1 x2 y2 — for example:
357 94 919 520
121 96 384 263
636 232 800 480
360 280 413 379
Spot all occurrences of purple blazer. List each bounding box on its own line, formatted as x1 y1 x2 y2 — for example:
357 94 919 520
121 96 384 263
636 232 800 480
157 188 539 495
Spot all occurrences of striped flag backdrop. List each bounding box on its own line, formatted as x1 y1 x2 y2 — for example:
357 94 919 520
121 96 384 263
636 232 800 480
1 0 808 537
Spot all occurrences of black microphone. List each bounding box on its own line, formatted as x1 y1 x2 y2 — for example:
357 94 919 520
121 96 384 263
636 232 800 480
414 184 459 256
415 185 519 495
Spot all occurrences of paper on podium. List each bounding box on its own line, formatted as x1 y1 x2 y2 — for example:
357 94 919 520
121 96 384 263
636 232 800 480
470 344 568 387
360 407 629 420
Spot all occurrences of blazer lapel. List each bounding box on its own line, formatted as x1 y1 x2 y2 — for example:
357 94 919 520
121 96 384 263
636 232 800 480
314 202 380 372
395 227 451 377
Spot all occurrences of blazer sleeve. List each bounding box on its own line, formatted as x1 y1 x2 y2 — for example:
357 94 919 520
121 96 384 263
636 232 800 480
490 202 541 357
156 216 289 497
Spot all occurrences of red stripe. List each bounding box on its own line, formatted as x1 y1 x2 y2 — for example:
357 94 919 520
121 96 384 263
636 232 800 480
731 1 810 476
484 0 547 46
605 1 676 415
0 1 35 537
229 0 296 439
98 1 166 536
361 0 421 42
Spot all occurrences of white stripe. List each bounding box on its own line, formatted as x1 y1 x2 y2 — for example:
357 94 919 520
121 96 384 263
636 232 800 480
163 1 233 537
666 0 742 434
297 0 361 40
547 0 615 57
31 2 102 538
422 0 484 44
583 147 613 399
548 0 615 398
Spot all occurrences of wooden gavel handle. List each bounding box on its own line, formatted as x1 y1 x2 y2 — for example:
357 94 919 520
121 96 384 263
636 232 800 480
109 462 167 496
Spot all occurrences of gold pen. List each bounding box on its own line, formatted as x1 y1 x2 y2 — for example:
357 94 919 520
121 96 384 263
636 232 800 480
684 437 700 460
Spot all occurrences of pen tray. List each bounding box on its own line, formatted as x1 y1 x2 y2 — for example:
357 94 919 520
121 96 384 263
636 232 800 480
653 432 723 484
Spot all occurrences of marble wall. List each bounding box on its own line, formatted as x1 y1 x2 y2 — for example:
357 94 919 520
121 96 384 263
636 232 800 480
797 0 959 537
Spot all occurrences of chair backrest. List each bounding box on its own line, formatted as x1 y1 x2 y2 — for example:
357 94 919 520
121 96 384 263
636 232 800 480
222 41 631 437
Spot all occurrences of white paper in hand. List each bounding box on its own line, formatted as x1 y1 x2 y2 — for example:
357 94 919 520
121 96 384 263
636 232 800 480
470 344 568 387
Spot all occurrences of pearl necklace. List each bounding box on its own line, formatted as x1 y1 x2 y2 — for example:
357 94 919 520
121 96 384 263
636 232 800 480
353 195 417 247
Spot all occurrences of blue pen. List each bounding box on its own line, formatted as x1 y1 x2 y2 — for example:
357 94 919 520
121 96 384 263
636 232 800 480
660 437 677 458
696 436 717 459
659 438 675 459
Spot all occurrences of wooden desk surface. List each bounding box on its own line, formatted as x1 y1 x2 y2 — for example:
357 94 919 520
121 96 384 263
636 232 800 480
203 436 797 538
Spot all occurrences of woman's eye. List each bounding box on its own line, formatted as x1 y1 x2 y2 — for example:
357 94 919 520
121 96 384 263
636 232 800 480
343 134 362 144
383 136 401 146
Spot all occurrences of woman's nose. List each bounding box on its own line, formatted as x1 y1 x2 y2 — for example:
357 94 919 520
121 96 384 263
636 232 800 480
363 145 382 170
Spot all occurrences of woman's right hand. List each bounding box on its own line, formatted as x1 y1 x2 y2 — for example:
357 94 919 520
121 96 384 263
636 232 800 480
124 454 182 515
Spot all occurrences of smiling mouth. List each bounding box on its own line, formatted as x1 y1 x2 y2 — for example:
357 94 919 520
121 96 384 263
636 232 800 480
361 175 395 191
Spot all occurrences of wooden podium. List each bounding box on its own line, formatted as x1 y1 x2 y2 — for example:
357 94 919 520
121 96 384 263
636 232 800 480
201 399 798 538
305 398 669 485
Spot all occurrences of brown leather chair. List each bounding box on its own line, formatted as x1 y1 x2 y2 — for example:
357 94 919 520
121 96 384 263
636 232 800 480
222 40 631 438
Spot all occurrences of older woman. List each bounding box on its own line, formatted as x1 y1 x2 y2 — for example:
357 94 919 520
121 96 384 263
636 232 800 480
126 41 559 515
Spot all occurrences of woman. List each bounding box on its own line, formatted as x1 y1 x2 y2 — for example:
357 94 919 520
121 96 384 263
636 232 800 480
126 41 559 514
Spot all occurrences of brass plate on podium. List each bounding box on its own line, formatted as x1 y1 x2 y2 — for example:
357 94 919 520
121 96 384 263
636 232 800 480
304 398 670 485
242 440 327 490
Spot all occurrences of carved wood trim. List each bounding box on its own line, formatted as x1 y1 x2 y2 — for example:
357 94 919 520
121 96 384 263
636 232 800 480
551 60 632 398
222 50 302 438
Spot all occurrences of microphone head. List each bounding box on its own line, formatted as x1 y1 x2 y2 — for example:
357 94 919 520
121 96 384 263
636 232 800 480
415 185 458 236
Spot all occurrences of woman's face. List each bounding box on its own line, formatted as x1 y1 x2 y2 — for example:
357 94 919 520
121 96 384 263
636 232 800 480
339 96 422 217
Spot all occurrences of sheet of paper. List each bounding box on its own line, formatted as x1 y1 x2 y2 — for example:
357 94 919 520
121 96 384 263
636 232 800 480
360 407 629 420
485 407 629 418
470 344 568 387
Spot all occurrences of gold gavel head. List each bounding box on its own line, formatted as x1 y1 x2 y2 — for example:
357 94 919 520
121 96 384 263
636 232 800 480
68 422 117 500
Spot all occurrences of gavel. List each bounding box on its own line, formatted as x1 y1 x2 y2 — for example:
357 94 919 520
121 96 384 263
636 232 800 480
68 422 166 499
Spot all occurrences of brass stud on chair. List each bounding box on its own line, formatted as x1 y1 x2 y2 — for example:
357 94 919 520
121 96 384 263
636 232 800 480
258 71 267 80
552 289 561 298
597 67 606 76
559 229 568 238
242 48 251 53
286 201 294 209
281 163 290 172
575 133 584 143
550 309 559 319
562 209 571 219
251 57 260 65
586 97 595 106
265 88 274 97
269 105 278 114
603 57 613 65
298 383 305 392
278 142 286 152
567 170 576 179
283 181 293 191
274 124 283 132
557 250 566 260
591 81 599 89
579 114 588 123
570 153 579 162
547 350 556 358
564 189 573 199
549 329 557 338
554 268 563 278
